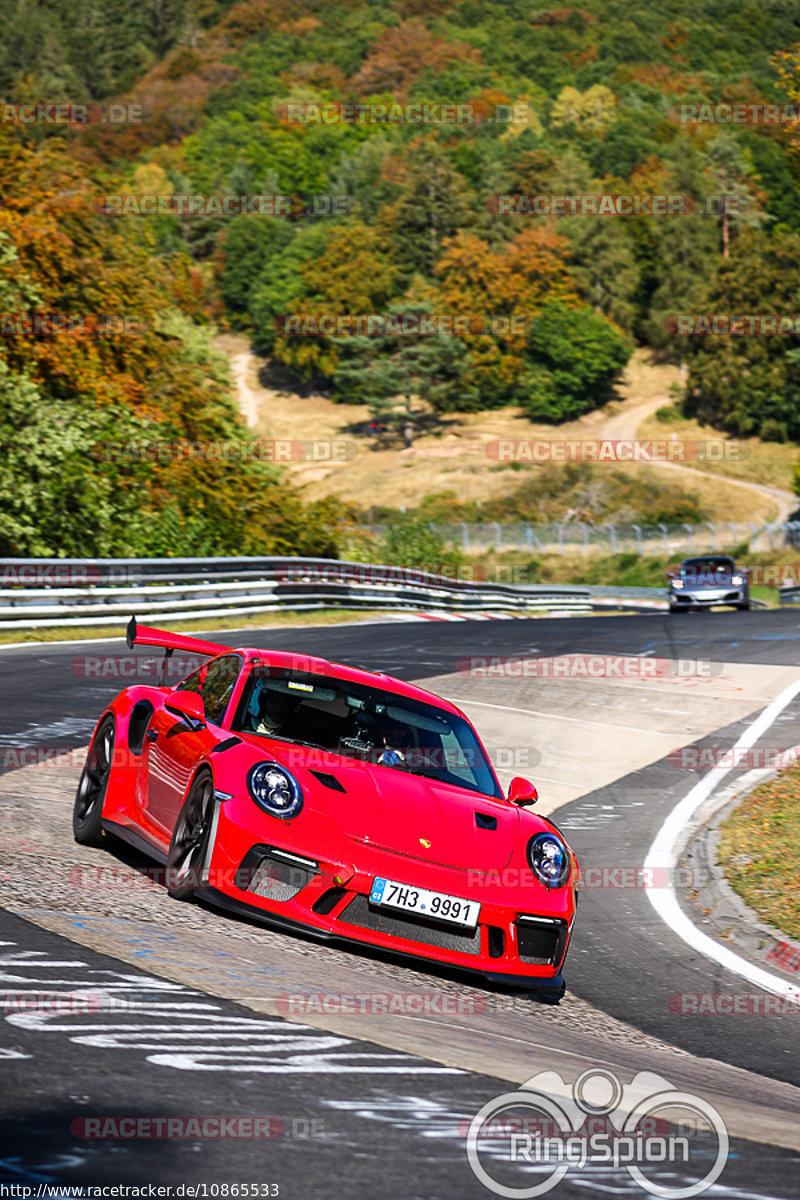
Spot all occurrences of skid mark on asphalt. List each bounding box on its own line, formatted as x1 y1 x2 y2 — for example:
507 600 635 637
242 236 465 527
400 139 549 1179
0 941 460 1077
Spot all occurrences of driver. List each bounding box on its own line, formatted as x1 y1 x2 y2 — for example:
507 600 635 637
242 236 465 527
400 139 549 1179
377 719 412 767
248 683 296 736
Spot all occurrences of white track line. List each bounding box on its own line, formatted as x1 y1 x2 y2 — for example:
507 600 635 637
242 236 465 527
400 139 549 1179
644 673 800 999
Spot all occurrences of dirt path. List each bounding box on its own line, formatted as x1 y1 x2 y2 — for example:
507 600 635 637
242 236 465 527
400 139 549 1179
594 392 796 524
229 346 260 426
216 335 793 524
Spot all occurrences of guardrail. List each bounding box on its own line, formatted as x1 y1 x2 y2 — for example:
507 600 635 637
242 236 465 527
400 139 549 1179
779 584 800 605
0 557 622 629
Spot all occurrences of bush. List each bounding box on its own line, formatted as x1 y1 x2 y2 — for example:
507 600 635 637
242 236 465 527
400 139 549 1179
517 301 632 422
654 404 684 424
379 516 463 572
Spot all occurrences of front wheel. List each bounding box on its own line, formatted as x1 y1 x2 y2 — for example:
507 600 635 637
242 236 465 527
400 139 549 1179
166 772 214 901
73 716 115 846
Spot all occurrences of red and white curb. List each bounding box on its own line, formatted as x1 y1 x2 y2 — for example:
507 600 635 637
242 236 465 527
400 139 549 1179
381 608 589 622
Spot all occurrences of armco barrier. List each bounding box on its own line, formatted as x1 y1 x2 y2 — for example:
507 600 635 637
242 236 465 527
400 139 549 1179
0 557 612 629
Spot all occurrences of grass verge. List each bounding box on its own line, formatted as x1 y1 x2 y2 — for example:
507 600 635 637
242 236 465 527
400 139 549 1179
0 608 380 646
717 763 800 941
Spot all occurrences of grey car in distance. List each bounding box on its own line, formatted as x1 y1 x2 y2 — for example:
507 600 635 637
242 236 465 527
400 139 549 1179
667 555 750 613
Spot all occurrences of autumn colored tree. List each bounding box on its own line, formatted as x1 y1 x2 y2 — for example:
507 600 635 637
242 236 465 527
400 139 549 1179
269 222 398 378
0 130 343 556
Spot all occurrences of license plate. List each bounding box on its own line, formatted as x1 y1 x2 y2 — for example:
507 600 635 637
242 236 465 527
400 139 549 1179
369 877 480 928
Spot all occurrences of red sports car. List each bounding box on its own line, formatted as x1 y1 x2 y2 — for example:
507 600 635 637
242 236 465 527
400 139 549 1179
73 618 579 999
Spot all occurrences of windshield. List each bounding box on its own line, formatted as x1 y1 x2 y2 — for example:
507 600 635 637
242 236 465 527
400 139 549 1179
679 558 736 579
232 666 502 798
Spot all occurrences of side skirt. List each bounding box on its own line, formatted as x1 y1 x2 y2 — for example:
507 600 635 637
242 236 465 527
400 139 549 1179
102 818 169 865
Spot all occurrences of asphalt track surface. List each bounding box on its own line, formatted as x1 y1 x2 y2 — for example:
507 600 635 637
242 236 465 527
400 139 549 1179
3 609 800 1196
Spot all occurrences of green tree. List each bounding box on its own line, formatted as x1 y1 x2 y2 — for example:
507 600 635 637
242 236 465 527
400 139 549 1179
331 302 476 424
682 232 800 440
215 211 292 317
380 141 475 283
519 301 632 422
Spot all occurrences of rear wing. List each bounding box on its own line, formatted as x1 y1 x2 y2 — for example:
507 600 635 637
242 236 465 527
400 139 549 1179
126 616 229 659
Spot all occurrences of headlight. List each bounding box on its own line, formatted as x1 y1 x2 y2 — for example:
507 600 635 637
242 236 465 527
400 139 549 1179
527 833 570 889
731 575 743 586
247 762 303 819
671 579 684 590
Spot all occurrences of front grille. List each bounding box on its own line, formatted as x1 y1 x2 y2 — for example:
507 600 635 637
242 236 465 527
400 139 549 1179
236 846 317 902
339 894 481 956
515 917 567 965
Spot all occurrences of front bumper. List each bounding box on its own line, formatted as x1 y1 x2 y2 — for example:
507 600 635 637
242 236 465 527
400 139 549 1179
202 812 576 986
196 883 569 993
669 586 748 608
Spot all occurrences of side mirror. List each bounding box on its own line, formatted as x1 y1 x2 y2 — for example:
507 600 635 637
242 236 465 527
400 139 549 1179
508 776 538 806
165 689 206 729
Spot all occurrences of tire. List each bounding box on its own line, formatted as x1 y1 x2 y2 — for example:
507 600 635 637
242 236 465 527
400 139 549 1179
736 601 751 611
166 771 214 901
73 716 115 846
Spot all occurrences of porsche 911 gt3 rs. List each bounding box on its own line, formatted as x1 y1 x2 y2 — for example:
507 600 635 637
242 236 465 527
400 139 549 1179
73 618 579 998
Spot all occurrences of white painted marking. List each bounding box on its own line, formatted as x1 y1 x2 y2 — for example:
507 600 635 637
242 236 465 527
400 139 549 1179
644 674 800 1000
452 697 666 735
150 1051 458 1073
0 941 460 1076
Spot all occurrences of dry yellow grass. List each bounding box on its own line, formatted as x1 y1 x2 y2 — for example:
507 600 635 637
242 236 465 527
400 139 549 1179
218 337 795 524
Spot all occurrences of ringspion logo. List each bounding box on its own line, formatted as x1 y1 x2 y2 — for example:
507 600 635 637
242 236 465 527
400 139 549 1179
466 1068 728 1197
